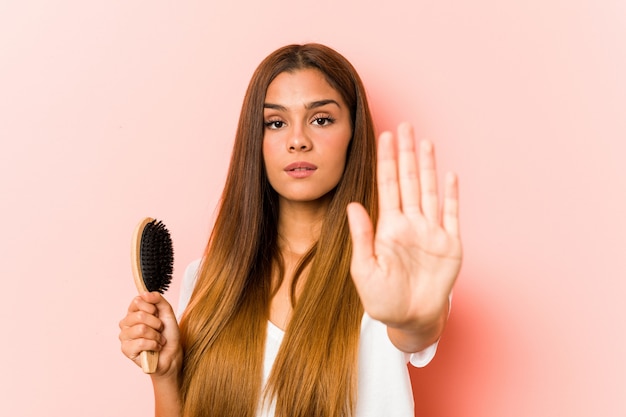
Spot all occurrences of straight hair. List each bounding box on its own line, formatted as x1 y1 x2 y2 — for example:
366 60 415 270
179 43 378 417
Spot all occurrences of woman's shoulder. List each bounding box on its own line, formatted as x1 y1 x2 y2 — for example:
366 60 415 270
184 259 201 282
176 259 202 317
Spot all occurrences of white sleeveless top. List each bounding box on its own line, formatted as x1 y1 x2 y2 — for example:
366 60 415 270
178 260 438 417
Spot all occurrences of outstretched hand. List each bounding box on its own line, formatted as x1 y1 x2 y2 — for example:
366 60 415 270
347 123 462 334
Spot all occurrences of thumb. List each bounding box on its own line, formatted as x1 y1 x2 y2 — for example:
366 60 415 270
140 292 176 319
346 202 375 280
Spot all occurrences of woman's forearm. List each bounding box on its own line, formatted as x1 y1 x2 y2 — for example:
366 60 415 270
152 373 182 417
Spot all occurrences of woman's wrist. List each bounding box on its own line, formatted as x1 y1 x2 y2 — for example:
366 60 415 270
386 297 450 353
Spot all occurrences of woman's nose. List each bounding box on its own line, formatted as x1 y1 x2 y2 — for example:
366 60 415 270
287 124 312 152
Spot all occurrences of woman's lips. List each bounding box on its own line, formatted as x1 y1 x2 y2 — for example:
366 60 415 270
284 162 317 178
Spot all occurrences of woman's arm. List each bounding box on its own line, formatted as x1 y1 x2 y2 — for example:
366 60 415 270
152 373 183 417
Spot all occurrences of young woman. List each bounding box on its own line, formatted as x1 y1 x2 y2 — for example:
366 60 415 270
119 43 462 417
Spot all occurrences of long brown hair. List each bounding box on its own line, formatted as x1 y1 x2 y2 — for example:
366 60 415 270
179 43 378 417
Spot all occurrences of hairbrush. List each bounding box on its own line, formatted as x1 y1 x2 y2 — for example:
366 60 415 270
130 217 174 373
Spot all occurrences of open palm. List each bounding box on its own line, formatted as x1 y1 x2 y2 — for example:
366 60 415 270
347 123 462 329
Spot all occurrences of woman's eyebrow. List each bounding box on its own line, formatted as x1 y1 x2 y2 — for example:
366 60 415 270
263 99 340 111
263 103 287 111
306 99 340 110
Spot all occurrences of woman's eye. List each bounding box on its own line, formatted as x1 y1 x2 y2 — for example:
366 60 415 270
312 117 334 126
264 120 285 130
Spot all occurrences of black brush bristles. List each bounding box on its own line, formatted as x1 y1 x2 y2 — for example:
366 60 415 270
139 219 174 293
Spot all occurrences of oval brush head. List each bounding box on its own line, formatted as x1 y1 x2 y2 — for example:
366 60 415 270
139 219 174 293
130 217 174 373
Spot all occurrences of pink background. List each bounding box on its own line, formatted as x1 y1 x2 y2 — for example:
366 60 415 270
1 1 624 416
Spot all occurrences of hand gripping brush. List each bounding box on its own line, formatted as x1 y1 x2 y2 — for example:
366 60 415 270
130 217 174 373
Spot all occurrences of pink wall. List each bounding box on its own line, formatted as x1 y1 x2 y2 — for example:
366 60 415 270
1 1 624 416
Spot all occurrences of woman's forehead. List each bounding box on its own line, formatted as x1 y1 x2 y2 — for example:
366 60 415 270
264 69 346 109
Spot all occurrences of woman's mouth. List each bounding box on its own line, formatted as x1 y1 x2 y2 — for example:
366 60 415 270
284 162 317 178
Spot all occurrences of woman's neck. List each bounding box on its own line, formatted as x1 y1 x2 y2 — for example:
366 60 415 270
276 198 329 255
270 198 330 330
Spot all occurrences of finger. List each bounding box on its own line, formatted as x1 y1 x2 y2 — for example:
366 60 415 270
442 172 460 237
377 131 400 213
137 292 177 322
144 292 179 328
419 140 439 223
396 123 421 214
346 202 375 282
141 293 181 349
127 295 158 316
119 321 166 345
119 310 164 332
121 338 163 362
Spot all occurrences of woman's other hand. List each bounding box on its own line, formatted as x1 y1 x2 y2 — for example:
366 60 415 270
119 292 183 378
347 122 462 350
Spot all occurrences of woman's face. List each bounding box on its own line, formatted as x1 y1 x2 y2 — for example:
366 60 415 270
262 68 353 207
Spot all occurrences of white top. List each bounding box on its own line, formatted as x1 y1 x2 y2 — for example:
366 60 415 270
177 259 438 417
